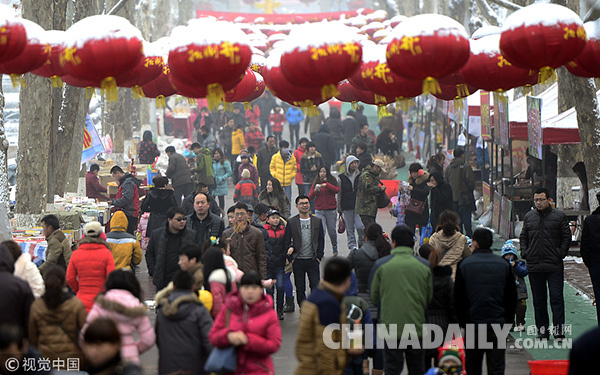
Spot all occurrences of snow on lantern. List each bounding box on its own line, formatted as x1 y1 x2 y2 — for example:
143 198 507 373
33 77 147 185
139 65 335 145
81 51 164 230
499 3 586 83
386 14 470 95
567 20 600 78
336 79 393 111
168 19 251 109
32 30 66 87
461 34 538 92
280 22 363 101
0 5 27 64
250 53 266 74
61 15 144 101
0 19 49 87
141 64 177 108
348 41 377 91
115 40 165 98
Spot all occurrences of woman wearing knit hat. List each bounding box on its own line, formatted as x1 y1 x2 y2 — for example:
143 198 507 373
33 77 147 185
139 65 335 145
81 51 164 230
66 221 116 311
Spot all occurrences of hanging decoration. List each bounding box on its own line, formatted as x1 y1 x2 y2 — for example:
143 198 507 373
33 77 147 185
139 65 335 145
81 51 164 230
0 5 27 64
32 30 66 87
567 20 600 78
115 40 165 97
141 65 178 108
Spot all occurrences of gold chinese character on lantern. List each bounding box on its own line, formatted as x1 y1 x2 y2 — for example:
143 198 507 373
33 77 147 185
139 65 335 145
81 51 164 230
374 63 392 83
497 56 512 68
563 26 576 40
326 44 342 55
399 36 422 56
187 50 204 63
220 41 240 64
204 45 220 59
62 47 82 66
361 67 374 80
343 42 361 63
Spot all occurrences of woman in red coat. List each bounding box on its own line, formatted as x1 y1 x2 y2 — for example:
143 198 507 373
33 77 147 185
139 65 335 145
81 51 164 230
309 166 341 256
209 271 282 375
67 222 115 311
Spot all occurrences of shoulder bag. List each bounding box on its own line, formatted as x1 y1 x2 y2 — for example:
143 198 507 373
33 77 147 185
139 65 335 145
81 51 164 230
204 308 237 373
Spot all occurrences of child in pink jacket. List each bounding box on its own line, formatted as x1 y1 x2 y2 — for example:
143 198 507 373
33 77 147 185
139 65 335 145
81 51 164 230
82 269 155 365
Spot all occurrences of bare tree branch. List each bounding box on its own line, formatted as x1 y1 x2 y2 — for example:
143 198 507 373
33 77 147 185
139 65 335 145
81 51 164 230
585 0 600 21
475 0 502 26
487 0 523 11
106 0 131 15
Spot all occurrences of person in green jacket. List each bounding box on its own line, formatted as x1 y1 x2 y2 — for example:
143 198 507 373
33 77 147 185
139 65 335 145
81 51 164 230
370 225 433 375
355 160 387 228
191 143 215 190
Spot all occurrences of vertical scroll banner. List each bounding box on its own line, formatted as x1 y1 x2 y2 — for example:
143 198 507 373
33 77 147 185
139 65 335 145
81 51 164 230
480 91 491 141
482 182 491 209
81 115 105 164
497 96 509 149
526 96 542 159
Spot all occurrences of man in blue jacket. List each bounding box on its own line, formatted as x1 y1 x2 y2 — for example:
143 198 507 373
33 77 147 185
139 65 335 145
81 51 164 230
286 106 304 148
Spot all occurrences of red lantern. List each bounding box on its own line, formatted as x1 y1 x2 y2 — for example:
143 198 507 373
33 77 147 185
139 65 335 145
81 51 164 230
225 68 258 102
115 41 164 90
0 6 27 64
336 80 393 108
168 19 251 109
280 22 363 99
433 83 478 101
438 71 478 100
238 73 265 102
61 15 144 100
0 19 49 84
348 42 377 91
499 3 586 83
62 74 98 88
171 74 208 99
461 34 538 92
361 44 422 100
568 20 600 77
250 53 266 75
32 30 66 86
386 14 470 94
141 65 177 107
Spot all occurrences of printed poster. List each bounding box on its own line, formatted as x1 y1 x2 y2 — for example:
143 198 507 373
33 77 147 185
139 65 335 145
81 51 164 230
527 96 542 159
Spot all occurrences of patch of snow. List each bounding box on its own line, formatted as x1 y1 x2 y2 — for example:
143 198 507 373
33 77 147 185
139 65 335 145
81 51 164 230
388 14 469 39
502 3 583 31
64 15 143 49
366 10 388 22
362 43 386 63
471 26 501 39
584 20 600 41
21 19 45 44
169 19 250 51
44 30 66 45
281 21 362 53
469 34 501 57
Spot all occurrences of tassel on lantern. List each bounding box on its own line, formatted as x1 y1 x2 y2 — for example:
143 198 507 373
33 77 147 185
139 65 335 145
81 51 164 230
132 86 145 99
156 95 166 109
396 98 413 112
377 105 390 119
223 102 233 112
101 77 118 101
538 67 557 84
85 87 95 99
457 84 470 98
307 106 319 117
523 85 534 96
187 98 196 105
321 84 339 101
495 91 508 104
50 76 64 88
244 102 252 111
351 102 359 110
453 98 465 111
207 83 225 111
422 77 441 95
9 74 25 88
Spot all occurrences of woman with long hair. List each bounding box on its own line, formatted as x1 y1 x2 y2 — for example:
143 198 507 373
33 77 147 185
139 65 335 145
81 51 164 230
203 246 236 319
138 130 160 165
308 165 341 256
212 148 232 210
140 176 178 237
428 210 471 279
83 269 155 365
426 152 446 174
29 265 87 363
258 178 291 218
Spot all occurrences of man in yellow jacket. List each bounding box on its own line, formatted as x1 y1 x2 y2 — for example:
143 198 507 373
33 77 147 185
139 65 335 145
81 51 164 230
106 211 143 269
270 140 297 201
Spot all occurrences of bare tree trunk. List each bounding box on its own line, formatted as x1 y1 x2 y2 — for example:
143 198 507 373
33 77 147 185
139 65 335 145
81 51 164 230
0 84 9 210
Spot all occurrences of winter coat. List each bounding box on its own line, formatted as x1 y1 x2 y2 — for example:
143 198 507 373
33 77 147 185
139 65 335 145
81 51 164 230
146 226 197 290
354 111 368 127
428 162 444 175
86 171 107 200
444 156 475 208
66 237 115 311
114 173 142 218
14 253 44 298
181 191 220 217
429 231 471 279
520 206 571 273
351 133 376 155
500 248 529 300
200 132 218 151
427 265 457 335
343 114 359 150
269 150 297 187
246 107 260 126
209 290 281 375
337 156 360 211
106 211 142 269
40 229 72 273
582 206 600 267
312 126 336 167
326 108 343 142
157 289 213 375
356 151 372 171
238 162 259 187
255 94 277 122
258 189 291 219
213 160 232 196
293 146 306 184
308 181 340 211
284 215 325 261
245 128 265 151
193 147 216 187
0 247 34 334
378 114 394 132
454 249 517 326
371 246 433 338
355 165 382 217
222 224 267 278
257 145 278 183
29 294 86 362
186 212 225 244
406 171 431 230
295 281 347 375
347 241 380 317
429 172 454 230
140 187 178 237
286 106 304 125
376 133 397 157
269 111 286 133
300 152 324 184
208 268 237 319
264 222 286 270
231 128 246 155
138 139 160 165
219 124 233 150
85 354 143 375
234 178 259 206
304 109 325 135
166 152 193 188
84 290 155 364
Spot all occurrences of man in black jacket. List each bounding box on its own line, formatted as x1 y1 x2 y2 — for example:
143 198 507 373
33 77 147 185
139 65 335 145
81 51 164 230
520 187 571 340
580 192 600 325
312 124 336 167
146 207 196 290
256 136 278 191
455 228 517 375
186 192 224 245
284 195 325 308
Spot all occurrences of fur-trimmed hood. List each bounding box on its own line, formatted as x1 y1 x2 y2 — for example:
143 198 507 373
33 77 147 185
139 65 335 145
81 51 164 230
408 171 430 186
159 290 204 320
96 289 147 319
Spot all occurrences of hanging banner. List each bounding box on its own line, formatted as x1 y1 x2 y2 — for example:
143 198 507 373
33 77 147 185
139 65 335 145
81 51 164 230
492 191 502 233
81 115 105 164
527 96 542 159
482 182 491 209
480 91 491 141
500 196 512 239
497 96 510 149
